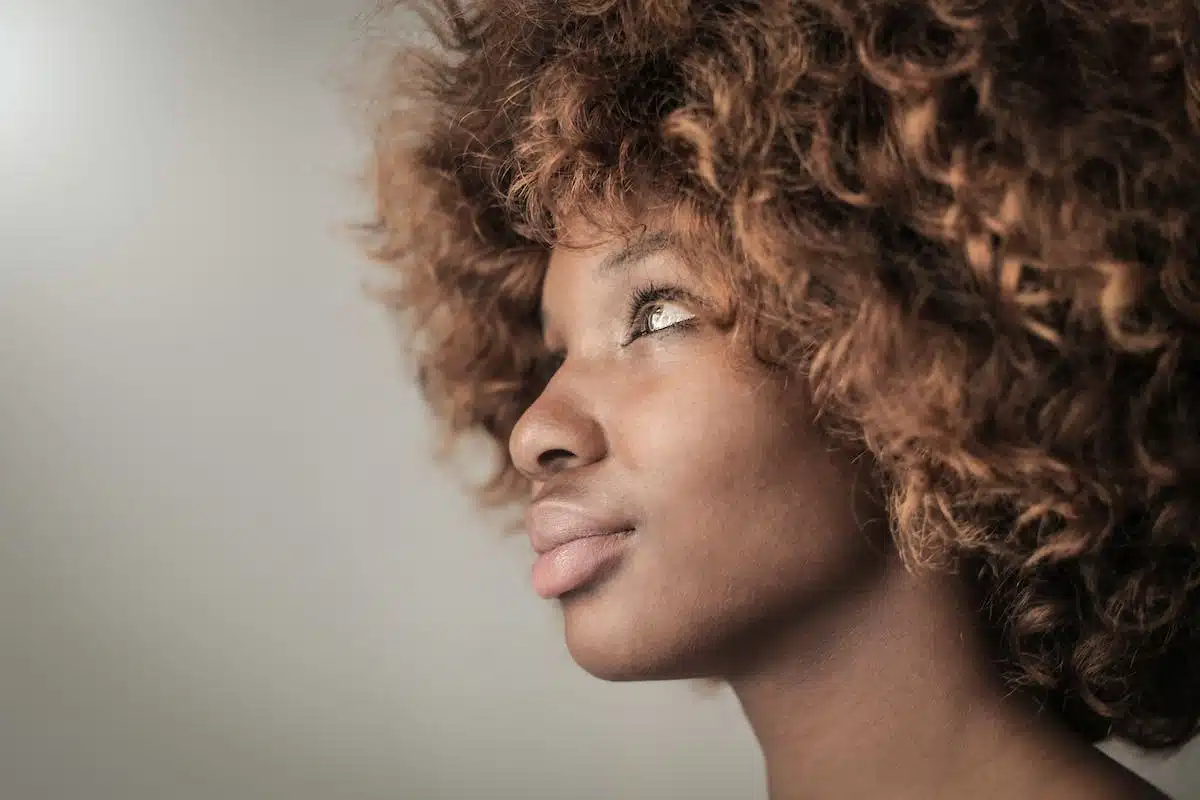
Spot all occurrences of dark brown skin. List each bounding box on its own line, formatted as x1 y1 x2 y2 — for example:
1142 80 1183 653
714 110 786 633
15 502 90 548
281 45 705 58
368 0 1200 764
509 218 1168 800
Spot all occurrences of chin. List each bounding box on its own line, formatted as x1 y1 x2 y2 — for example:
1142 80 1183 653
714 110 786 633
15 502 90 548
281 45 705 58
557 581 718 682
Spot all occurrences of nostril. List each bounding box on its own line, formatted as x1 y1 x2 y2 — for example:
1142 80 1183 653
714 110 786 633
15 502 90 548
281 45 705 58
537 448 575 471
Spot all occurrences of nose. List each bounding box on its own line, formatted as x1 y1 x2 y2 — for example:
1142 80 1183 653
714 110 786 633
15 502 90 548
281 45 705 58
508 363 607 483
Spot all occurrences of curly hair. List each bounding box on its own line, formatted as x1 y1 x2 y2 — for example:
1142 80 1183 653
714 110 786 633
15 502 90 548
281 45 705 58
360 0 1200 751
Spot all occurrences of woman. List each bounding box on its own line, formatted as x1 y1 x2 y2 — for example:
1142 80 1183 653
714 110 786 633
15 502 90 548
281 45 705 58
362 0 1199 796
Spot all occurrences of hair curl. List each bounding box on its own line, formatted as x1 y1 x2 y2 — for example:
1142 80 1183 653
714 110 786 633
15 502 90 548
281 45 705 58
360 0 1200 751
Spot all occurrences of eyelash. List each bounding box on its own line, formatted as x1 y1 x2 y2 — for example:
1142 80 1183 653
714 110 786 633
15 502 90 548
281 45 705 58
623 281 696 344
534 282 696 383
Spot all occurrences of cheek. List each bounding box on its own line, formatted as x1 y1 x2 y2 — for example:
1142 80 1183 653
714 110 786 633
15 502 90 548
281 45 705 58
631 371 876 605
618 372 816 570
563 359 883 679
620 367 810 518
615 362 768 476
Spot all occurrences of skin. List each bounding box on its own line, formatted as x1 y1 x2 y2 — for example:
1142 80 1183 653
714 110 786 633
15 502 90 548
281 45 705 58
507 217 1168 800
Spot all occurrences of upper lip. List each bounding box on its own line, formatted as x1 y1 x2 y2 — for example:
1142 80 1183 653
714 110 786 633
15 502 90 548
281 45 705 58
525 499 634 555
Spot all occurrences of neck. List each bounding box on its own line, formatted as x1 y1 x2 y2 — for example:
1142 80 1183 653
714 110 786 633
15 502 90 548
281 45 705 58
723 561 1086 800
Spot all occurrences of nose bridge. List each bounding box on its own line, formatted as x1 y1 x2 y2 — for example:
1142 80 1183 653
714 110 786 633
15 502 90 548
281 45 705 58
508 355 608 480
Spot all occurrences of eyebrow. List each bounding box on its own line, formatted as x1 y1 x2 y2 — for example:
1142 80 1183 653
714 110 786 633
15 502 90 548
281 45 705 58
539 230 679 337
596 230 677 275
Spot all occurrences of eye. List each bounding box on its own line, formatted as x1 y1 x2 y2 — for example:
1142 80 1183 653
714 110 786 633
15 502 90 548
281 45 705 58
626 283 698 343
638 301 694 335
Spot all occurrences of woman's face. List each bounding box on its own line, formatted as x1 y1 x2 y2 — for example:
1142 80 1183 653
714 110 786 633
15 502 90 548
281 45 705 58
509 220 887 681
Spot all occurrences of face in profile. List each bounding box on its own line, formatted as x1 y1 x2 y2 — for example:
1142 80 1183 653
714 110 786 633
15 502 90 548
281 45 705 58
508 219 889 681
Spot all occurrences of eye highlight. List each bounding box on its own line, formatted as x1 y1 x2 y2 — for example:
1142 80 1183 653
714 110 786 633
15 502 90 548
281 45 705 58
624 282 699 344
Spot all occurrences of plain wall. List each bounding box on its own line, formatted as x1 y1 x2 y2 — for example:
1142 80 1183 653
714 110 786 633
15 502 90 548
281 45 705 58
0 2 1196 798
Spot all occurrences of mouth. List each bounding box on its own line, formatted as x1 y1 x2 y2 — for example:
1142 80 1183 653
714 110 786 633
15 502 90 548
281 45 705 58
530 529 635 599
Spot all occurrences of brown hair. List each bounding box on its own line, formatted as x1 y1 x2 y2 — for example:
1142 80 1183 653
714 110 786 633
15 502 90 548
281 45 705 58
360 0 1200 751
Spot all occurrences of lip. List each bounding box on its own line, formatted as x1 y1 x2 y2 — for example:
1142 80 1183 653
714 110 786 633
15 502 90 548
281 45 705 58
525 500 634 555
525 500 635 599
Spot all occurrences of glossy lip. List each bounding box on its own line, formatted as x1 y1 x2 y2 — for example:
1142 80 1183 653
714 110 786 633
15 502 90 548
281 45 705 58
525 499 635 555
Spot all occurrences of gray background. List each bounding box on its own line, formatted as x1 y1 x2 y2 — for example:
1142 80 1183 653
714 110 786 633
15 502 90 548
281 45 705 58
0 2 1196 798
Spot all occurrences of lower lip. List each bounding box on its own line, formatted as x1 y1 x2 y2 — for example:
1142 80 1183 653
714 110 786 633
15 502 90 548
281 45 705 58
531 531 633 599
